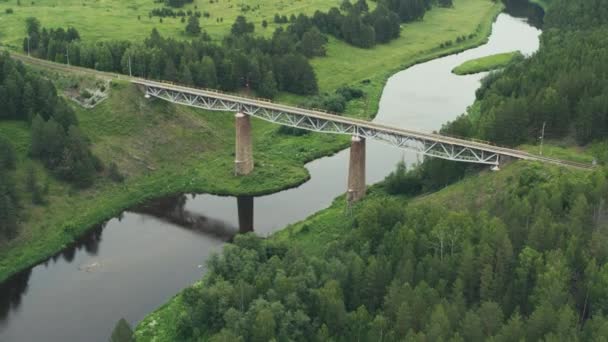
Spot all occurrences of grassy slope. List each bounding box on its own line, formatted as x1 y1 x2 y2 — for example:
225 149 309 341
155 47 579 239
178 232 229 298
452 51 522 75
0 0 343 46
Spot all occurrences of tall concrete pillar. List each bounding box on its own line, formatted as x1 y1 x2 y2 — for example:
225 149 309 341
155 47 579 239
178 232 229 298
347 136 366 202
235 112 254 175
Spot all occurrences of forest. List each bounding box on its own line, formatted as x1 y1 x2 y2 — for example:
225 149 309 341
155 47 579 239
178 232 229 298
0 52 102 240
151 0 608 340
172 163 608 341
466 0 608 145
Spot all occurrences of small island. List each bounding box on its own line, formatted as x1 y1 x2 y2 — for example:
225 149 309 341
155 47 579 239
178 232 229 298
452 51 523 75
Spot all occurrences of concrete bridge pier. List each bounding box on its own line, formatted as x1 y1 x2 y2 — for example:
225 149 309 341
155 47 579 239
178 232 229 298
347 136 366 203
235 112 254 175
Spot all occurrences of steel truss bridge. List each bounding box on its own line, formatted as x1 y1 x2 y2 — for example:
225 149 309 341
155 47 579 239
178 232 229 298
6 52 593 170
135 80 592 169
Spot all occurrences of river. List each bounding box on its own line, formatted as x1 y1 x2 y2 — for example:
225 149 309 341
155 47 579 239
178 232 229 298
0 7 542 342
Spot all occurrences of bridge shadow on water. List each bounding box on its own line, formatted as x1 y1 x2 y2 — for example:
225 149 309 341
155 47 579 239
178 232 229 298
130 195 254 240
0 195 254 329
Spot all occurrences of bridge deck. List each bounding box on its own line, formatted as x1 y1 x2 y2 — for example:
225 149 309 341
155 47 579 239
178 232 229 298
8 52 594 170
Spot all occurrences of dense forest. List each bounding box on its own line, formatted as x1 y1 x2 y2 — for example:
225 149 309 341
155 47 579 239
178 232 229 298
463 0 608 145
154 0 608 340
173 164 608 341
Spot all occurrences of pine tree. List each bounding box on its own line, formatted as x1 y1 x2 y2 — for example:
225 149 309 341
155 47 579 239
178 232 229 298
185 15 201 35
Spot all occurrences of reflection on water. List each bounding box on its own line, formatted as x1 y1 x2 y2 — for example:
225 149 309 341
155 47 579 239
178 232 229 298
237 196 254 233
0 269 30 326
503 0 544 28
0 195 254 336
132 195 253 240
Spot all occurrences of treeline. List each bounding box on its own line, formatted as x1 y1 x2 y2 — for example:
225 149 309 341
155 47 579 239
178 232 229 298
305 0 401 48
277 0 432 49
24 17 321 98
173 163 608 341
0 52 99 188
161 0 194 8
0 136 18 240
148 7 202 19
469 0 608 146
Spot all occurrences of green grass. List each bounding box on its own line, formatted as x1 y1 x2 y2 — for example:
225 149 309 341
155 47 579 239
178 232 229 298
312 0 502 92
452 51 522 75
0 0 343 47
0 0 503 283
519 143 596 165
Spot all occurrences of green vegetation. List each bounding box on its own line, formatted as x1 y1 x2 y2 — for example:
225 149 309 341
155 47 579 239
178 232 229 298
519 143 596 165
136 161 608 341
0 0 343 45
452 51 522 75
0 0 503 283
463 0 608 146
134 0 608 340
529 0 551 11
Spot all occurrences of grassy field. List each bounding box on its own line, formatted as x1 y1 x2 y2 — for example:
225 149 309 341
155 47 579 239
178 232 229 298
0 0 503 283
311 0 501 92
452 51 522 75
0 0 342 47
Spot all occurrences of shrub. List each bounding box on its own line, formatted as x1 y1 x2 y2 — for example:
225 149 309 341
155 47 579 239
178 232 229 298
108 162 125 182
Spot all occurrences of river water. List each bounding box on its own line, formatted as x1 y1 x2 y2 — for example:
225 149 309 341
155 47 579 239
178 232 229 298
0 9 541 342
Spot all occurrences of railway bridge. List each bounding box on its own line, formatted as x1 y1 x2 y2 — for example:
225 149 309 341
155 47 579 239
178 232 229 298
134 79 594 201
9 53 595 202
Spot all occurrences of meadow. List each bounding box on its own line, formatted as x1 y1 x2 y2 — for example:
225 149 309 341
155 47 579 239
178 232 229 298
451 51 522 75
0 0 342 46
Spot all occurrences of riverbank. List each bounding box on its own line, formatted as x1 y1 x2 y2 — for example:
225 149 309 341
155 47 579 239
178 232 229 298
0 0 502 284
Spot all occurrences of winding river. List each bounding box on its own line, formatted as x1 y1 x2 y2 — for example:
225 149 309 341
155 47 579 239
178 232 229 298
0 6 542 342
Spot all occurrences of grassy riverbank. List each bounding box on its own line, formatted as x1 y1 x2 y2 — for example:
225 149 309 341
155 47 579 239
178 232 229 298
452 51 522 75
0 0 502 283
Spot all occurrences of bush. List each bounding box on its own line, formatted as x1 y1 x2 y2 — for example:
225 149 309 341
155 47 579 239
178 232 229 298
5 8 14 14
336 86 364 101
80 89 93 99
384 160 423 195
108 162 125 182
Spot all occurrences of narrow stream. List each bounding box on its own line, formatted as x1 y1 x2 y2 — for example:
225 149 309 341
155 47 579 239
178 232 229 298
0 8 542 342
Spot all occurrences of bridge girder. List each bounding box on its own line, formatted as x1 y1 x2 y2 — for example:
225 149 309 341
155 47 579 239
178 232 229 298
145 85 501 166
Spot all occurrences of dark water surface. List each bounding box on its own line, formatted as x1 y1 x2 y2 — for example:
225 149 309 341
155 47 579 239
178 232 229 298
0 11 541 342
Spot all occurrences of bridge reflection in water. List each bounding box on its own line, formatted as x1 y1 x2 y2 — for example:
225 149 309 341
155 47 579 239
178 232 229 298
0 195 254 329
131 195 254 239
